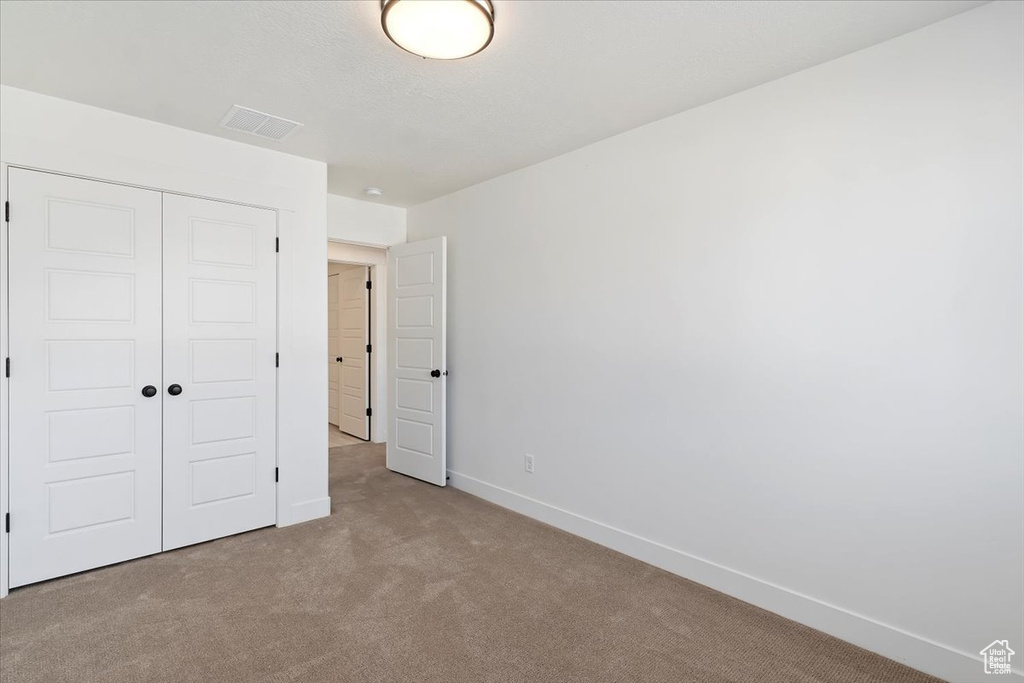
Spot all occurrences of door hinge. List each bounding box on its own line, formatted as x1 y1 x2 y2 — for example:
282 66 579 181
275 237 279 253
4 357 9 378
275 352 279 368
4 201 9 223
366 343 372 354
366 407 372 417
366 280 372 290
4 513 9 534
275 467 279 483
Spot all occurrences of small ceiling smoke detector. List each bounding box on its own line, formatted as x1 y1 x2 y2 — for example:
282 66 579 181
219 105 303 141
363 187 384 198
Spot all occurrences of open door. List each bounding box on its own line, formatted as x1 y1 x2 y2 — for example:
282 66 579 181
338 265 370 440
387 237 447 486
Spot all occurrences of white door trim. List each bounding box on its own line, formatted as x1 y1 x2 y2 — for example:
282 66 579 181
3 164 284 213
327 239 389 443
1 164 11 598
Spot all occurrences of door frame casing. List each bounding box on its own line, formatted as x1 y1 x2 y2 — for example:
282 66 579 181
0 161 287 598
1 165 10 599
329 263 371 440
327 240 388 443
327 271 341 428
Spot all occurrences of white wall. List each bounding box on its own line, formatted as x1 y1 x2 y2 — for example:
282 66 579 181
327 242 390 442
407 3 1024 682
327 194 405 247
0 85 331 596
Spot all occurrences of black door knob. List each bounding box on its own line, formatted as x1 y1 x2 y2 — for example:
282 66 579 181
430 369 441 378
336 356 343 363
167 384 183 396
141 385 157 398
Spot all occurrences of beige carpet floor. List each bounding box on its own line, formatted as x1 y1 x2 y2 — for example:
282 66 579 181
0 443 940 683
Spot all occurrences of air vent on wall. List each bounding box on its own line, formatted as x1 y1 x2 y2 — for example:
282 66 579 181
219 105 303 141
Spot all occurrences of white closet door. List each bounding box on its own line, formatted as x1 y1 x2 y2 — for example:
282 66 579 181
339 265 369 440
7 169 163 587
387 237 447 486
161 194 277 550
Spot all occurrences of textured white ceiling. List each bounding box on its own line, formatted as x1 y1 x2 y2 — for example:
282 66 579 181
0 0 986 206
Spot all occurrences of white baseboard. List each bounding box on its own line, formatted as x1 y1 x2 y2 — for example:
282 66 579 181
447 470 1021 683
285 496 331 526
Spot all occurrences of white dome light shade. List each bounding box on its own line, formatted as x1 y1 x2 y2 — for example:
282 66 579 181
381 0 494 60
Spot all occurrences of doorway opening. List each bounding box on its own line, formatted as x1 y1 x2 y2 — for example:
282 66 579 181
326 237 447 488
327 241 387 452
329 262 370 445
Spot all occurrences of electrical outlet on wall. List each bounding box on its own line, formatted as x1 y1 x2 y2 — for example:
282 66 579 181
524 454 535 474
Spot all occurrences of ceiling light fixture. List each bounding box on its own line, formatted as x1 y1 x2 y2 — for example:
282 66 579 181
381 0 495 60
363 187 384 198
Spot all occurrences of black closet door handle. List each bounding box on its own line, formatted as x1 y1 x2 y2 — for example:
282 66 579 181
430 369 441 378
167 384 183 396
141 385 157 398
336 356 343 363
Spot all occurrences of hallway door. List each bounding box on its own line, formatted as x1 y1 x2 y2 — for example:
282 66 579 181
338 266 370 440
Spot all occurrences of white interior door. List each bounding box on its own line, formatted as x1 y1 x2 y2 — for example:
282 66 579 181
328 272 341 426
161 194 277 550
7 169 163 587
387 237 446 486
339 265 369 440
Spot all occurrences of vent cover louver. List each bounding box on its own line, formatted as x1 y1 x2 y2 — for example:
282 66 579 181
219 105 303 141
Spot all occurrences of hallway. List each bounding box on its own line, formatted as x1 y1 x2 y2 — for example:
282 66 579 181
329 422 366 448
